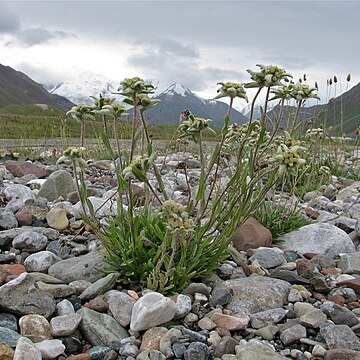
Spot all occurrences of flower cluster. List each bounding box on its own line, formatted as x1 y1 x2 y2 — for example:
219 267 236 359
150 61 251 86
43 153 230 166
118 77 154 96
123 93 160 112
306 128 325 140
291 83 320 101
158 200 194 230
214 82 248 101
246 64 292 88
90 95 115 109
178 111 213 142
98 103 127 119
122 155 153 181
271 144 307 175
57 146 87 166
66 105 96 122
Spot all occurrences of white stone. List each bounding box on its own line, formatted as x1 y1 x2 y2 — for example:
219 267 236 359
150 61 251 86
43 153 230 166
35 339 65 359
14 337 42 360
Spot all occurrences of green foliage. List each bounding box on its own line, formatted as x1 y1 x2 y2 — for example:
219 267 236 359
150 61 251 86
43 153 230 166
99 207 229 294
254 202 312 241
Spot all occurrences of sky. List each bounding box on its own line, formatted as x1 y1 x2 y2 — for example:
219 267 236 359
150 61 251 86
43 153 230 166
0 0 359 103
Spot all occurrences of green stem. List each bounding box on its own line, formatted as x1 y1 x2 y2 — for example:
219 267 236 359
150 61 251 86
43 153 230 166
249 87 262 123
130 94 138 161
290 100 303 135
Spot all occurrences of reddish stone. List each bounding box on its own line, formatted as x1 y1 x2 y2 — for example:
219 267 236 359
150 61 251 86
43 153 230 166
67 355 91 360
296 258 316 278
324 349 360 360
15 210 33 226
0 264 26 277
327 294 346 306
231 217 272 252
348 302 360 309
321 268 340 276
0 266 10 285
84 296 109 312
303 252 318 259
313 292 327 301
5 160 48 178
305 207 320 220
336 279 360 295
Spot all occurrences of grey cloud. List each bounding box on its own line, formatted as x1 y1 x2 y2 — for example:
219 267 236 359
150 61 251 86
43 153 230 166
16 61 65 84
0 3 20 33
15 27 71 47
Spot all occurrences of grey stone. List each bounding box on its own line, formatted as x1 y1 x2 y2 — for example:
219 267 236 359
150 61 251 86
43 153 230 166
34 339 65 359
0 313 18 332
184 342 209 360
338 253 360 275
279 223 355 259
235 340 288 360
280 324 307 345
337 181 360 201
79 273 119 300
299 309 327 328
89 345 112 359
38 170 75 201
36 282 77 298
24 251 61 272
48 251 106 283
77 308 128 346
56 299 75 316
320 301 359 327
14 337 42 360
72 196 118 218
320 324 360 350
173 294 192 320
50 314 82 337
0 273 56 318
209 288 232 307
0 326 21 347
214 277 291 314
0 210 18 229
136 350 166 360
104 290 136 327
130 292 177 332
254 325 279 341
12 230 48 253
18 314 52 343
249 248 286 269
250 308 287 329
4 184 35 212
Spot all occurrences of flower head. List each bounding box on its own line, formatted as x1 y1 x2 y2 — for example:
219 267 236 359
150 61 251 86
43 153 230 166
246 64 292 88
214 82 248 101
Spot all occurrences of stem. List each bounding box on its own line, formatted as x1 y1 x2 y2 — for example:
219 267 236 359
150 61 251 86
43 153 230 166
290 100 303 135
261 86 271 126
130 94 138 161
198 132 206 219
249 87 262 123
103 114 109 139
227 97 234 118
80 119 85 147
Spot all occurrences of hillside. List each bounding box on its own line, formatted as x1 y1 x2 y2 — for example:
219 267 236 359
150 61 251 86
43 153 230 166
0 64 73 111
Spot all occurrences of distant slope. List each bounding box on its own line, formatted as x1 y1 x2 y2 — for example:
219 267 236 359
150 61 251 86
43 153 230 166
0 64 73 111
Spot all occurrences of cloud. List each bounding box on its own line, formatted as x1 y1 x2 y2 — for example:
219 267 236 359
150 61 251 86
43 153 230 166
0 3 20 33
128 38 245 92
13 27 72 47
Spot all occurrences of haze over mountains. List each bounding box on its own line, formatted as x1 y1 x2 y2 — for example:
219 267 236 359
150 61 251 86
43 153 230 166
0 63 359 134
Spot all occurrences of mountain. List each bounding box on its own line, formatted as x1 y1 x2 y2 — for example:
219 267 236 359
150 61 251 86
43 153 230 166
45 71 120 105
0 64 73 111
237 102 276 120
144 83 247 126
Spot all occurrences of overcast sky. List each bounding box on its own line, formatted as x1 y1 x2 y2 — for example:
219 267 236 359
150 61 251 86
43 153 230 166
0 0 359 102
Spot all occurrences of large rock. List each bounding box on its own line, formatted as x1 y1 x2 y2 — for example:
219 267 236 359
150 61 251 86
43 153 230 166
24 251 61 272
12 231 48 253
235 339 288 360
336 181 360 201
231 217 272 251
279 223 355 259
4 184 35 212
5 160 48 178
213 277 291 314
0 210 18 230
77 308 128 346
14 337 42 360
48 251 106 283
19 314 52 343
38 170 75 201
0 273 56 318
46 208 69 231
130 292 177 332
320 324 360 350
104 290 136 327
71 196 118 219
338 253 360 274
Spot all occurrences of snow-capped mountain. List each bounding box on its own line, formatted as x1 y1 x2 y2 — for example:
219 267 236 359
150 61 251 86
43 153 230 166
44 71 121 105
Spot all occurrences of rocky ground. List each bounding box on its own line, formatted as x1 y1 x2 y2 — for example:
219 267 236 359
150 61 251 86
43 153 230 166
0 153 360 360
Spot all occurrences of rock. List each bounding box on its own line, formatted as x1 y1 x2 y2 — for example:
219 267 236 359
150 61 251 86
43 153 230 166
104 290 136 327
159 328 182 358
270 269 310 284
0 263 26 277
214 277 291 314
34 339 65 359
37 282 77 298
130 292 177 332
50 314 82 337
249 248 285 269
5 160 48 178
4 184 35 212
0 343 14 360
0 313 18 332
184 283 211 297
279 223 355 259
324 349 360 360
56 299 75 316
173 294 192 319
72 196 118 218
299 309 327 328
140 327 168 351
184 342 210 360
336 278 360 295
338 253 360 275
46 208 69 230
320 301 359 327
0 210 18 229
14 210 33 226
14 337 42 360
250 308 287 329
254 325 279 341
336 181 360 201
209 288 232 307
79 273 119 301
320 324 360 350
231 217 272 252
24 251 61 272
136 350 166 360
198 317 217 330
19 314 52 342
12 230 48 253
214 336 238 357
296 258 316 278
235 339 288 360
212 313 250 331
48 251 106 283
77 308 128 346
0 273 56 318
38 169 75 201
0 327 21 347
280 324 307 345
